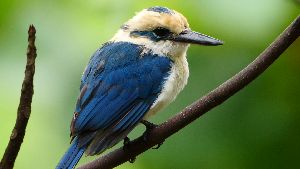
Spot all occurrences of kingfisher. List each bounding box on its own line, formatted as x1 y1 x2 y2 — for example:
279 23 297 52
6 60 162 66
56 6 223 169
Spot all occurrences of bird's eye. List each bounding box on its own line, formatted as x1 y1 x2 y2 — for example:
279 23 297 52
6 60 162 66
153 27 171 38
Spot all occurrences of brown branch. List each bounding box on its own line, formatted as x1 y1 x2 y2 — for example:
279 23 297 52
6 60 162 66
78 15 300 169
0 25 37 169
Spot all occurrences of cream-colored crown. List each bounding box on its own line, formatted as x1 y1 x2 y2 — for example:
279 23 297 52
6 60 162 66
124 7 189 34
111 7 190 58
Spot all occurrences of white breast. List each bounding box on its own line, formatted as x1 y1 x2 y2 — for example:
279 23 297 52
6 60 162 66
144 55 189 119
111 29 190 119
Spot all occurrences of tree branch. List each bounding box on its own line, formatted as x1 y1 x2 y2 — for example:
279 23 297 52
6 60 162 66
0 25 37 169
78 15 300 169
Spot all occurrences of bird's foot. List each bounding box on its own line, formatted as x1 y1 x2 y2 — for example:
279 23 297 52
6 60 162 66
123 137 136 163
123 136 131 150
129 157 136 163
141 120 157 142
141 120 157 130
140 120 164 149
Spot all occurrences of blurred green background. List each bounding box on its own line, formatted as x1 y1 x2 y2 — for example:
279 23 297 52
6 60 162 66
0 0 299 168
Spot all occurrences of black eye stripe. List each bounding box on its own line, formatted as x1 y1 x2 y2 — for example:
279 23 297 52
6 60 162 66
130 27 173 42
153 27 171 38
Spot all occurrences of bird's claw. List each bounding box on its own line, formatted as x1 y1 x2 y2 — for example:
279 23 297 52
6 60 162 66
129 157 136 163
123 137 137 163
141 120 157 142
140 120 157 130
123 136 131 150
140 120 163 149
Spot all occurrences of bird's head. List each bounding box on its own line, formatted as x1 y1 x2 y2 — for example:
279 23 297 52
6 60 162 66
111 6 223 58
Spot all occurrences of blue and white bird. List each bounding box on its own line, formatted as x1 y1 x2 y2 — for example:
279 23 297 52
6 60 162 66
56 6 223 169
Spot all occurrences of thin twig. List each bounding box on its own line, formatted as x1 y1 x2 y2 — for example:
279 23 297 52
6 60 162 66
78 15 300 169
0 25 37 169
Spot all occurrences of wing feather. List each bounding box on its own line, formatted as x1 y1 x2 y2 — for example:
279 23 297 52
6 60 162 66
71 42 172 155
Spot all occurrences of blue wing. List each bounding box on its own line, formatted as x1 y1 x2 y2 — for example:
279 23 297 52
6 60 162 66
70 42 172 155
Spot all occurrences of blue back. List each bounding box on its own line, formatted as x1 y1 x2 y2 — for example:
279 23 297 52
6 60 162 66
71 42 172 155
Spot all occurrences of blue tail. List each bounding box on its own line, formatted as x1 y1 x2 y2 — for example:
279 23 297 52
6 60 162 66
56 138 86 169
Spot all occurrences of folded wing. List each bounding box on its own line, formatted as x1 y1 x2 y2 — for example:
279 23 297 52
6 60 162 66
71 42 172 155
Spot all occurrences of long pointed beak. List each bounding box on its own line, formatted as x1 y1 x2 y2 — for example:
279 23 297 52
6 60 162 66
170 29 223 46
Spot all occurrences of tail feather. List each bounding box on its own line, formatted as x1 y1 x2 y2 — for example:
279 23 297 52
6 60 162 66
56 138 86 169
